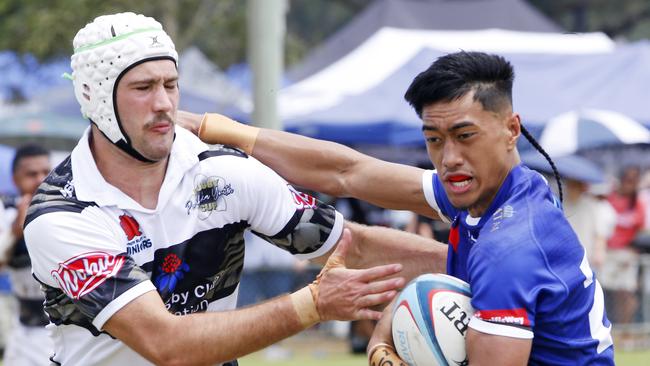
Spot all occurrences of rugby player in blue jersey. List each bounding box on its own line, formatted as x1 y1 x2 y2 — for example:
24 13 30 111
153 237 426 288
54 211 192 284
180 51 615 365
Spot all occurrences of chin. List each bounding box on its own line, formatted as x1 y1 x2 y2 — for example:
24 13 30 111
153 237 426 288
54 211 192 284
446 195 474 211
141 145 172 161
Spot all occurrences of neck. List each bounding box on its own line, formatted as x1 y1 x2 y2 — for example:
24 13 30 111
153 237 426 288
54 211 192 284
90 126 168 209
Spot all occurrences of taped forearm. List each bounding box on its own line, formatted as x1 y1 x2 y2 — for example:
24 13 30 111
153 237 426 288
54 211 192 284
289 285 320 328
198 113 259 154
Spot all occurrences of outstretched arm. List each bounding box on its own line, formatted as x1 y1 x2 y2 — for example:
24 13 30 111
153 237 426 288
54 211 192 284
105 229 405 365
313 221 447 282
176 111 439 218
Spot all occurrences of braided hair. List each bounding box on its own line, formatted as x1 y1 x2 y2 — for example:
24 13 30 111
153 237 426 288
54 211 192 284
520 125 563 203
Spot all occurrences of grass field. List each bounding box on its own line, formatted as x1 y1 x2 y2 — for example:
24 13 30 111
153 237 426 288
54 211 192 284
241 349 650 366
239 333 650 366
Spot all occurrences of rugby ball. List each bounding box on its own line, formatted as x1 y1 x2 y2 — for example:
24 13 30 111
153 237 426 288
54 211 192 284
392 273 473 366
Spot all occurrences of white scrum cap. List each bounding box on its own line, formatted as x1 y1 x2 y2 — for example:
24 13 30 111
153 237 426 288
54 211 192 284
71 12 178 159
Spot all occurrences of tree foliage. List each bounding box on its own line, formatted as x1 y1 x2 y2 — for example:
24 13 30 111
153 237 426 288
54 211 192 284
0 0 366 69
2 0 649 70
529 0 650 40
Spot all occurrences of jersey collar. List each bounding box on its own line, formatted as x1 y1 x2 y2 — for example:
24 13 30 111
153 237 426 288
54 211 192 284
71 126 204 212
463 164 528 229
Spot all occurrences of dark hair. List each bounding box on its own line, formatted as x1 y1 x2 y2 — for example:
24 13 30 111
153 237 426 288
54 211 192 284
404 51 513 117
405 51 563 202
12 144 49 174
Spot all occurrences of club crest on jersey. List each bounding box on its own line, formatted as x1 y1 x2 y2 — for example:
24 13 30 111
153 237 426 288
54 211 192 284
154 253 190 295
119 214 152 255
51 251 125 300
185 175 234 219
288 185 316 209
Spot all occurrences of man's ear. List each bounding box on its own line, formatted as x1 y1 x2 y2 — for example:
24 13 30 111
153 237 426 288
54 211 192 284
506 113 521 151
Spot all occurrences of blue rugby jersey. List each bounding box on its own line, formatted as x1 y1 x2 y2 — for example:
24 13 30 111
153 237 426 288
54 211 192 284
422 164 614 365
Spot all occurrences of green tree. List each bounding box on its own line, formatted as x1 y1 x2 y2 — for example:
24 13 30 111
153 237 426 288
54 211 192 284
0 0 366 69
529 0 650 40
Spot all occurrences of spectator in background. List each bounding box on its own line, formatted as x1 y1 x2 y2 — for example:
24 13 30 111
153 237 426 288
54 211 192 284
405 214 435 239
639 169 650 231
563 177 614 271
601 166 646 324
0 144 53 366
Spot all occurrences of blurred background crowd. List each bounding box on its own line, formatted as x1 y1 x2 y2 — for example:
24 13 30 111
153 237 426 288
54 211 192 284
1 0 650 364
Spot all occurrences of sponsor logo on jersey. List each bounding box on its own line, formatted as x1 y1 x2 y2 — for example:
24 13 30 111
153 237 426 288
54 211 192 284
154 253 190 294
288 185 316 209
474 308 530 326
119 214 153 255
51 251 125 300
60 180 75 198
185 175 234 219
491 205 515 232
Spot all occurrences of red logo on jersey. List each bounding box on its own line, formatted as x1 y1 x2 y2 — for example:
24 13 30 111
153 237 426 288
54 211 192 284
448 224 460 252
474 308 530 326
288 186 316 209
51 252 125 300
119 214 142 240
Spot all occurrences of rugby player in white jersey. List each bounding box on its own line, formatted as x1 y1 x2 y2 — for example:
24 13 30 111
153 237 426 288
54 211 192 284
24 12 446 366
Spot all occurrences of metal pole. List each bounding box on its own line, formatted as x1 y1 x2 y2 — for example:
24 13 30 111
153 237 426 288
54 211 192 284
247 0 287 130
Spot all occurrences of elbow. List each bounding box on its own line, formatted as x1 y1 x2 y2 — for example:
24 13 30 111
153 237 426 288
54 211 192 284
137 322 194 366
150 350 199 366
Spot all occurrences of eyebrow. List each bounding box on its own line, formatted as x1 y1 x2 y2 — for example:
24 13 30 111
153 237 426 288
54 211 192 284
422 121 476 132
127 76 179 86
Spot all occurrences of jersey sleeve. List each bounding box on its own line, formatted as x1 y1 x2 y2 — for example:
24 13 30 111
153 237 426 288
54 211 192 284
234 156 344 260
466 234 556 339
24 205 155 331
422 170 455 223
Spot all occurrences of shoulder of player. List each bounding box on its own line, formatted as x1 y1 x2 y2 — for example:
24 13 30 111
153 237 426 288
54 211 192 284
474 195 571 263
194 145 280 185
24 156 98 229
197 145 248 161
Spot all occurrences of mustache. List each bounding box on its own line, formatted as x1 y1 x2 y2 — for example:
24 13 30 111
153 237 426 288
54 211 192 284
144 114 175 128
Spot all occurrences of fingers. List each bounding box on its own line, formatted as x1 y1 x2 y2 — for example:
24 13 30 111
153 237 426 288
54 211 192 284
368 344 407 366
357 290 399 310
363 277 405 296
175 110 202 135
356 263 403 282
355 308 385 321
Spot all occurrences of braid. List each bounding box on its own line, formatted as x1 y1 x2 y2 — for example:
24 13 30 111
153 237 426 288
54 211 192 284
520 125 564 203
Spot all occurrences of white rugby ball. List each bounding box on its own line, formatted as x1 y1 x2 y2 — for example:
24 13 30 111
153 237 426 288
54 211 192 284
392 273 473 366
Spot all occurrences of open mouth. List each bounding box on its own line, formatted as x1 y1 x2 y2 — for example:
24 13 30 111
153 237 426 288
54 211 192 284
447 175 473 190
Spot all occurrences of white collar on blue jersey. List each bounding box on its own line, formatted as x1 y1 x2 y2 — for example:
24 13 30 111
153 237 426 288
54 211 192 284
70 126 206 212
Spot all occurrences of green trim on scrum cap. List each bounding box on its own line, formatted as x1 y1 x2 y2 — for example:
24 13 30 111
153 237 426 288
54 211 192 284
73 27 161 53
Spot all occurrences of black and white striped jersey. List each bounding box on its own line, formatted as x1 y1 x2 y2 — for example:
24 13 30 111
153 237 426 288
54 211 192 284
24 127 343 366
